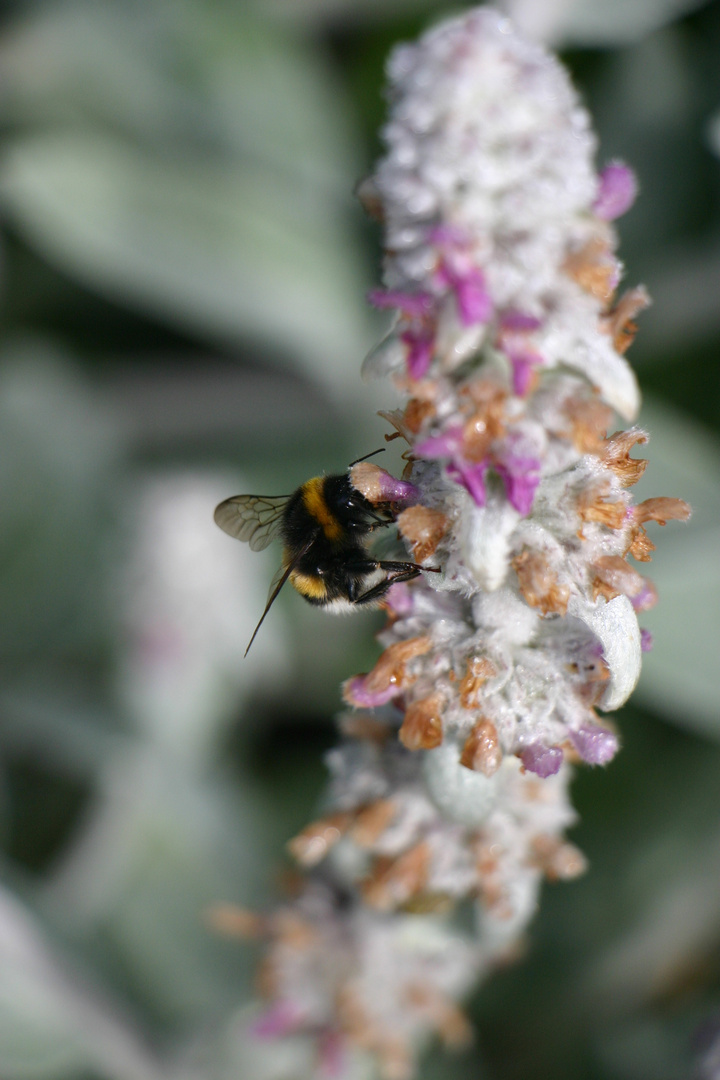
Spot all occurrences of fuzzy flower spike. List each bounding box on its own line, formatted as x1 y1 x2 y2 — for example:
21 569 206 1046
225 10 690 1080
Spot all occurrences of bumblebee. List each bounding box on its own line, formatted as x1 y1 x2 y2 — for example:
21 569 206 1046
214 455 431 656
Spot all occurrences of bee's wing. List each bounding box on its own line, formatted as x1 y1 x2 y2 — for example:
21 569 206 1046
214 494 290 551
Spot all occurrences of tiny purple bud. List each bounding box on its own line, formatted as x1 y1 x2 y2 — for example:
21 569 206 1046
367 288 435 318
319 1030 345 1078
428 223 467 247
594 161 637 221
343 674 400 708
630 582 657 612
570 723 619 765
500 311 543 332
521 744 563 778
510 353 537 397
640 628 654 652
386 581 415 615
251 1001 302 1038
416 425 465 459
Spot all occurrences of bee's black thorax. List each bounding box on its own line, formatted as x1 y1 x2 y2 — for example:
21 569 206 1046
281 473 383 606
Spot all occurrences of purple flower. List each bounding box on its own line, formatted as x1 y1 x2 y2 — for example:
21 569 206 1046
429 226 492 327
594 161 637 221
344 674 400 708
508 350 539 396
494 452 541 515
386 581 415 615
446 264 492 326
446 459 489 506
521 743 563 777
367 288 435 318
500 311 542 332
570 723 619 765
401 327 435 379
318 1030 345 1078
415 426 464 459
418 426 540 514
251 1000 303 1038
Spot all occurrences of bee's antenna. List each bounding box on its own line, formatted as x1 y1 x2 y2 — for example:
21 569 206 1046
244 535 316 657
348 448 386 467
244 563 294 657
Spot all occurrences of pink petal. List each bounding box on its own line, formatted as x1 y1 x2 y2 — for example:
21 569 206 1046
500 311 542 332
570 723 619 765
455 267 492 326
509 352 538 396
401 328 435 379
594 161 637 221
447 459 488 506
416 425 465 459
251 1001 302 1038
495 455 541 515
344 674 400 708
367 288 435 317
521 744 563 777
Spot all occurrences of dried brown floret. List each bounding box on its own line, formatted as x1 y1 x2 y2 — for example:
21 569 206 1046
399 694 444 750
460 718 502 776
513 550 571 615
566 396 614 454
633 496 691 525
397 504 449 561
602 428 649 486
564 234 618 302
601 286 651 353
287 812 353 867
361 843 431 910
458 656 496 708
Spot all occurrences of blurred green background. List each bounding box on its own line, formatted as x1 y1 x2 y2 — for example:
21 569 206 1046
0 1 719 1078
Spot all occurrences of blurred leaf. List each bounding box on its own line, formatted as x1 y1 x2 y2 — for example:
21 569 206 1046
0 0 377 398
633 400 720 737
256 0 442 24
0 884 163 1080
41 745 270 1025
0 133 372 396
0 341 120 661
0 0 360 196
504 0 712 45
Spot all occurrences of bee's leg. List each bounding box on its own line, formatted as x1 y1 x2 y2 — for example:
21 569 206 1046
349 559 439 606
366 514 394 532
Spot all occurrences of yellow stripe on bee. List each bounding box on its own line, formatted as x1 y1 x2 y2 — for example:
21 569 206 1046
289 569 327 600
302 476 342 541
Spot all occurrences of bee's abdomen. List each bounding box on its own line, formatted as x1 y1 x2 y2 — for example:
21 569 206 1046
288 568 328 603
